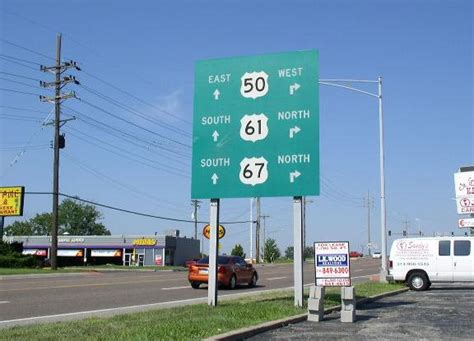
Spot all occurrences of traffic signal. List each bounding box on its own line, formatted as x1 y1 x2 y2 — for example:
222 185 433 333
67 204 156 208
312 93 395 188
59 134 65 149
403 230 407 237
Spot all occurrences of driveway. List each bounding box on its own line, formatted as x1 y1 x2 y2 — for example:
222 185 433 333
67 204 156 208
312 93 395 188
250 283 474 340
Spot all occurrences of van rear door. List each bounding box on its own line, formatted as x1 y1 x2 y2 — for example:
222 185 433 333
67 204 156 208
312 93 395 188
436 240 453 281
453 240 472 281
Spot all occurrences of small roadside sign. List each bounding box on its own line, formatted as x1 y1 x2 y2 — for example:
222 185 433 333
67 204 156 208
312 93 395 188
459 218 474 228
314 241 351 287
0 186 25 216
203 224 226 239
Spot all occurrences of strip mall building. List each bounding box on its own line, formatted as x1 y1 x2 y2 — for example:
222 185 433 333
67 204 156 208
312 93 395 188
4 234 200 267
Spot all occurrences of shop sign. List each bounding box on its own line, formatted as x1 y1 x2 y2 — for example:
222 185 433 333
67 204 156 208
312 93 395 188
133 238 157 246
203 224 226 239
91 249 122 257
155 254 163 266
58 249 83 257
22 249 47 256
58 237 85 243
0 186 25 216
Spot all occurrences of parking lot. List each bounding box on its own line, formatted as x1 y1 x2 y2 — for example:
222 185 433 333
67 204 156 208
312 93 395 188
251 283 474 340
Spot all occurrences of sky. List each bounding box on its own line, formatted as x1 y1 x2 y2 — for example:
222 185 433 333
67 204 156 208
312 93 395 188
0 0 472 257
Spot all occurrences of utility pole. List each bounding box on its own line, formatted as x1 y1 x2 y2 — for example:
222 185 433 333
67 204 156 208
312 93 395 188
363 190 374 256
403 218 410 236
40 34 80 270
0 217 4 239
256 197 261 263
191 200 201 240
261 214 270 261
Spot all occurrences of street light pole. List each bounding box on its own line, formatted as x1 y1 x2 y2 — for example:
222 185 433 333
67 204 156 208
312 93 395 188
319 77 388 282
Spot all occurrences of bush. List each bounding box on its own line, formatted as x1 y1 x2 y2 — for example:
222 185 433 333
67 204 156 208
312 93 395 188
0 254 41 268
0 241 24 256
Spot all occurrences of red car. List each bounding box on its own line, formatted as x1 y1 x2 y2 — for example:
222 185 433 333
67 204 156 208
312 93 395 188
188 255 258 289
349 251 363 258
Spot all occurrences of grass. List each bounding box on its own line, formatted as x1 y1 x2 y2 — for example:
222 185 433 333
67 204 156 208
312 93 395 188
0 282 405 340
0 265 186 276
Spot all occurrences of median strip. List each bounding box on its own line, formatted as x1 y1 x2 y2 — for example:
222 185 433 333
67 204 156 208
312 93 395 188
0 282 405 339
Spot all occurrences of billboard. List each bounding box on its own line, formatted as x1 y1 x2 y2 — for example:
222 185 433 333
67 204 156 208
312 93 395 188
90 249 122 257
58 249 83 257
454 171 474 214
314 241 351 287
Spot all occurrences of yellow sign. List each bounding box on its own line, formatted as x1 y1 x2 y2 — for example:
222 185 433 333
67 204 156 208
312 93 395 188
133 238 157 246
0 186 25 216
203 224 226 240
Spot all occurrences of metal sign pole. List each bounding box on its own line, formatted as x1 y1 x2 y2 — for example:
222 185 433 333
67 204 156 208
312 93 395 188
208 198 220 306
293 196 304 307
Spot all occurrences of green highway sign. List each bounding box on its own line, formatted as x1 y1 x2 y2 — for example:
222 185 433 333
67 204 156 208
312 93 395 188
191 50 319 199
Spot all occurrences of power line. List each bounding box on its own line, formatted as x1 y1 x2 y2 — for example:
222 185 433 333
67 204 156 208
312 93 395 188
62 152 190 213
0 53 42 65
0 105 49 114
0 56 42 72
0 71 43 82
0 77 47 90
79 84 191 138
0 38 55 61
64 106 190 160
0 87 42 97
24 191 253 225
81 70 192 127
65 126 190 176
78 98 191 150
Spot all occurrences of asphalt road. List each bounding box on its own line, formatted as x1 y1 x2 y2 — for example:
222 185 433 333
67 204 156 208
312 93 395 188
0 258 380 327
250 282 474 340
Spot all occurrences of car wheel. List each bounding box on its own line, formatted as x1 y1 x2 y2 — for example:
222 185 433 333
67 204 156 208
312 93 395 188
248 273 257 288
228 274 237 290
407 272 429 291
191 281 200 289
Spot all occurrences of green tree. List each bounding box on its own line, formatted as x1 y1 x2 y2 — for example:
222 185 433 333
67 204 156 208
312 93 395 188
5 199 111 236
285 246 294 259
263 238 281 263
231 243 246 258
304 246 314 260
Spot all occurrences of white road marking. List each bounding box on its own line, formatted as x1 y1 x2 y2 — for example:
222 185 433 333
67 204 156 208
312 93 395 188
267 276 287 281
161 286 190 290
0 301 10 304
0 273 379 328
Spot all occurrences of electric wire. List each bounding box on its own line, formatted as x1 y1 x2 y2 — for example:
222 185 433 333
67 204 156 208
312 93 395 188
79 84 191 138
77 98 191 150
0 56 42 72
62 152 191 214
0 105 49 114
24 191 254 225
0 53 42 65
81 70 192 127
65 129 190 178
0 38 55 61
0 71 42 82
0 87 42 97
68 106 190 163
0 77 47 91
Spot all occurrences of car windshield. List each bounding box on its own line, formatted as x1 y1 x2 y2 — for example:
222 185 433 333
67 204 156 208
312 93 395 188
197 256 231 265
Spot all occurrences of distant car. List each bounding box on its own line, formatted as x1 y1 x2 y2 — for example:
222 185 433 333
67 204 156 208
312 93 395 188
349 251 363 258
188 255 258 289
372 251 382 259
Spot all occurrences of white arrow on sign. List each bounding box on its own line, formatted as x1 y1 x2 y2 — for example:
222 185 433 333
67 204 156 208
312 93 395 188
212 130 219 142
211 173 219 185
290 170 301 183
213 89 220 100
289 83 301 95
289 126 301 138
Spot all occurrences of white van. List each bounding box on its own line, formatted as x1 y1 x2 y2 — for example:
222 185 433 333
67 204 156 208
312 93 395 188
387 236 473 291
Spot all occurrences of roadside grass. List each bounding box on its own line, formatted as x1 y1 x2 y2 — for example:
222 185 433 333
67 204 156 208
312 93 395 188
0 265 186 276
1 282 405 340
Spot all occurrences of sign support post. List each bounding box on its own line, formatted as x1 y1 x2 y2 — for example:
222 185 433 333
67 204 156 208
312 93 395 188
208 198 220 306
293 196 304 307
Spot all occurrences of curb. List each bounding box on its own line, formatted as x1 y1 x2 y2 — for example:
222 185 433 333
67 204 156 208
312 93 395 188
204 287 409 341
